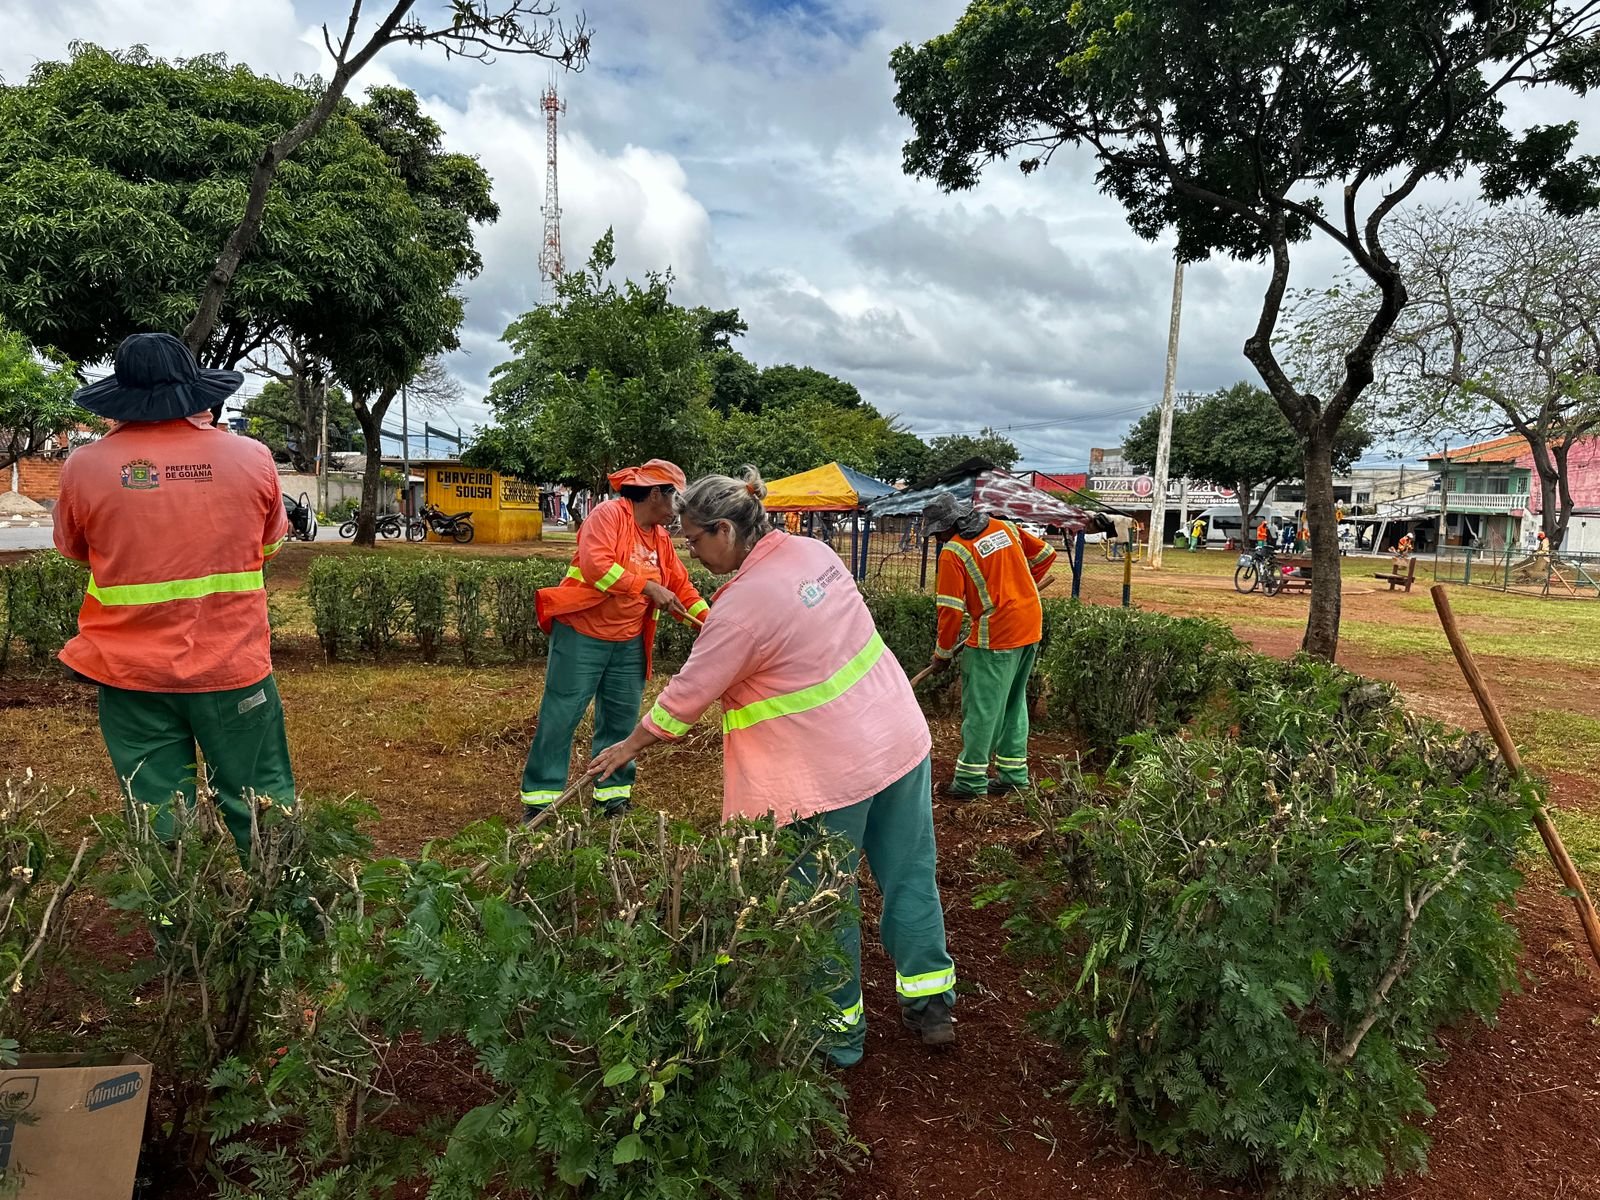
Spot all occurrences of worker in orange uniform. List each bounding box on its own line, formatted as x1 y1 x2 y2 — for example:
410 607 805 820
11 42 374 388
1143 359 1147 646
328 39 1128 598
523 460 708 819
1257 517 1271 547
53 333 294 854
923 494 1055 798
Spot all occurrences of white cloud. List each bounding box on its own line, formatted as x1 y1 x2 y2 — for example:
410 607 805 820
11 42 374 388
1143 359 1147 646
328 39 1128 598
5 0 1595 467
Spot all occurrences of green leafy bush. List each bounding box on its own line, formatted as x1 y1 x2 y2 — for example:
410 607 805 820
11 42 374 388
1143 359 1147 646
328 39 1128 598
453 560 491 665
382 814 854 1199
0 776 95 1064
489 559 553 661
0 551 87 674
95 791 373 1173
985 669 1538 1194
1036 600 1240 753
350 557 403 655
305 557 352 660
403 557 449 662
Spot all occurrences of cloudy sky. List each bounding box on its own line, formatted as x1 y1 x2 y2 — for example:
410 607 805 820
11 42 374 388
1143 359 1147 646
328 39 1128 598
5 1 1594 469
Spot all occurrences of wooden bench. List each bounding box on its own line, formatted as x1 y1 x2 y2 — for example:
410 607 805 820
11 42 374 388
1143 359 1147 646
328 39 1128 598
1373 557 1418 592
1274 556 1313 593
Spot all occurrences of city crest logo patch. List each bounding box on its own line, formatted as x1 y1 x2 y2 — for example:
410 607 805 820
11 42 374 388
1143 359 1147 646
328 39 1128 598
120 459 160 490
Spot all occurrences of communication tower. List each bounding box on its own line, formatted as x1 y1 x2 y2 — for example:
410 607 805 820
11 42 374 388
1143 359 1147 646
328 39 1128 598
539 83 566 296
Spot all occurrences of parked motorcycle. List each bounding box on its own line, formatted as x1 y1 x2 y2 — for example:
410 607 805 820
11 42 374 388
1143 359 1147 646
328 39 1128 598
339 512 409 540
416 503 475 544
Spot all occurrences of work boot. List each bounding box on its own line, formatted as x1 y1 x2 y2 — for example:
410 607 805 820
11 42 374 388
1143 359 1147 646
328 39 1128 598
990 779 1028 796
902 998 956 1047
598 799 632 819
940 783 986 801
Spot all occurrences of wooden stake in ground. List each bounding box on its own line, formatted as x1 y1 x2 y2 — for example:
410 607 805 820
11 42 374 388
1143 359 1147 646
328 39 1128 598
1430 584 1600 972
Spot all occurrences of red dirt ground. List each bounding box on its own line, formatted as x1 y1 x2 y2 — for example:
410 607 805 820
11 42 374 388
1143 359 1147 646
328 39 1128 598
7 544 1600 1197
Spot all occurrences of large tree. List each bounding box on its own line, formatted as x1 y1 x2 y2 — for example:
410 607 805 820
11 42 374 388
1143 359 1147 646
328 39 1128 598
241 378 361 470
0 325 82 474
892 0 1600 659
1317 204 1600 548
713 397 914 480
0 52 493 375
468 231 718 498
1124 382 1371 530
920 427 1021 479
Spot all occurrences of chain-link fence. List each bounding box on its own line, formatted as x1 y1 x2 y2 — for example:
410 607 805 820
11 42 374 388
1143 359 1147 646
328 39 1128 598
1429 546 1600 598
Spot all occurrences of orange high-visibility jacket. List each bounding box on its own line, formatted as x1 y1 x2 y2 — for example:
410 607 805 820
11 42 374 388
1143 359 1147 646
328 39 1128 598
53 415 288 692
535 498 707 676
934 518 1055 657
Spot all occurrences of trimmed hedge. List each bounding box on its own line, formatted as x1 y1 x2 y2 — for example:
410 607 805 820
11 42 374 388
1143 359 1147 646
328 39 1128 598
305 554 719 670
0 552 87 676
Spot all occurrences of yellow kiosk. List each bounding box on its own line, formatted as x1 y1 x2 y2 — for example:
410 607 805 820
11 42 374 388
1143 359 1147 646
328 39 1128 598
421 463 543 543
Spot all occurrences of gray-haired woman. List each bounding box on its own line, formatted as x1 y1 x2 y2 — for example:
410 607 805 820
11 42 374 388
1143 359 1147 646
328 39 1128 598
589 468 958 1066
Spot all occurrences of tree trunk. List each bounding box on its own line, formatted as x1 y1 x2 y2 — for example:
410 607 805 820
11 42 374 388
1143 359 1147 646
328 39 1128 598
351 387 397 548
1301 426 1342 661
180 3 416 353
1551 441 1574 549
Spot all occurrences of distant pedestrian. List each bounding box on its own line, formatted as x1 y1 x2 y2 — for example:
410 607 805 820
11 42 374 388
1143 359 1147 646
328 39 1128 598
1188 516 1206 551
1280 521 1295 553
1257 517 1271 547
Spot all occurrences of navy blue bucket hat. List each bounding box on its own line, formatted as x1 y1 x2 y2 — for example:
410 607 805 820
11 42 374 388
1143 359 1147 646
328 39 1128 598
73 332 243 422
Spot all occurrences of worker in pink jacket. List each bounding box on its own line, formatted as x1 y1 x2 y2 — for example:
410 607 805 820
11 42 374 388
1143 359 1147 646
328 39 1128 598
588 468 957 1065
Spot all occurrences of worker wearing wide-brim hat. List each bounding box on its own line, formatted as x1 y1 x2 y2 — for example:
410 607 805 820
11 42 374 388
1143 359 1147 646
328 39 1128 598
521 459 709 819
53 332 294 854
923 492 1055 799
590 468 957 1064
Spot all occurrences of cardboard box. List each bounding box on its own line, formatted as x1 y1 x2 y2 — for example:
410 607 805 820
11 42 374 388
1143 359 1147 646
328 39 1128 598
0 1053 152 1199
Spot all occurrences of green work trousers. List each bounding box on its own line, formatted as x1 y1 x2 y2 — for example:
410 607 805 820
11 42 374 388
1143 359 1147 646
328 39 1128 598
96 675 296 854
793 756 956 1068
521 622 645 815
952 643 1038 797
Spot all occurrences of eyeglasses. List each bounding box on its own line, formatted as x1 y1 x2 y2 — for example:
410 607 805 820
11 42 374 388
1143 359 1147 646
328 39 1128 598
683 522 725 551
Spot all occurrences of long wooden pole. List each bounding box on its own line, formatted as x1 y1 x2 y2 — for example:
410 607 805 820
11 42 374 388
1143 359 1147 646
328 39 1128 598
1431 584 1600 970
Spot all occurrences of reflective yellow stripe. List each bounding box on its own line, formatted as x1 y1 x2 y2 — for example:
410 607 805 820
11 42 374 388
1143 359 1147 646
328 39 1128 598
832 997 864 1029
896 968 955 998
687 599 709 618
935 594 965 611
594 563 626 592
722 633 886 733
565 565 585 583
648 703 692 738
1028 545 1054 566
520 791 561 807
262 537 286 557
948 544 994 649
593 786 632 801
87 570 264 607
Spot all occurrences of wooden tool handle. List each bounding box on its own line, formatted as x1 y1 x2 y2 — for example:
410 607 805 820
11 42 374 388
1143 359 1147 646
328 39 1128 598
1431 584 1600 971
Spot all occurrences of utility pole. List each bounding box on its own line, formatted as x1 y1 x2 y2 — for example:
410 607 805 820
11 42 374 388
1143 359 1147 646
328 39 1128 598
1147 257 1185 570
319 376 329 515
401 383 410 517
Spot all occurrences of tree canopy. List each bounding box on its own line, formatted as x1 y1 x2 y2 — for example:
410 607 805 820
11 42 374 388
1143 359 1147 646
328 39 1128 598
1309 204 1600 547
892 0 1600 658
0 47 494 378
1124 383 1370 527
471 234 935 490
468 231 718 493
920 428 1021 480
0 325 83 473
242 379 361 470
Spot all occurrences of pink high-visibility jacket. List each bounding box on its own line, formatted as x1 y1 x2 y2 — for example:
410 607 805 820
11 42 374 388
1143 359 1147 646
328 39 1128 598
642 530 931 824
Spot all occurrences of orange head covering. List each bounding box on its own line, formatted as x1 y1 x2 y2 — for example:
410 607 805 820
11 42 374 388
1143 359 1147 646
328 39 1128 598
608 459 686 492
